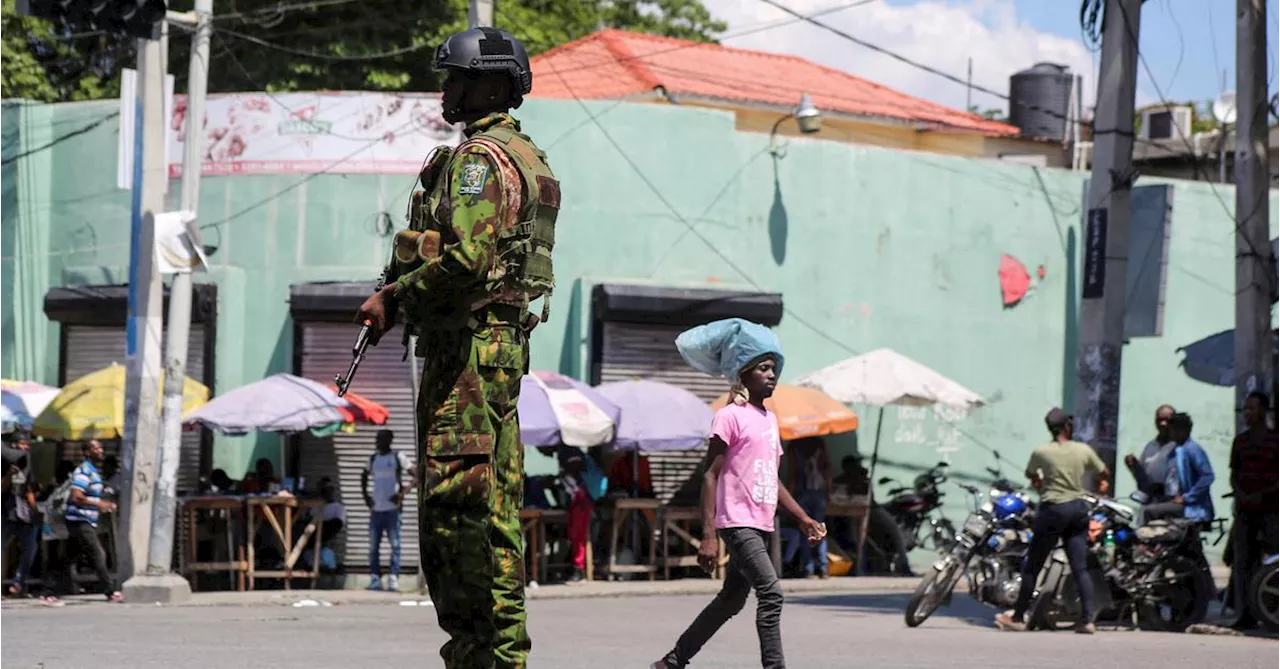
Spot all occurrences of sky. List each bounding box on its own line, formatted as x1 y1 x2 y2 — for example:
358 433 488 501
702 0 1279 120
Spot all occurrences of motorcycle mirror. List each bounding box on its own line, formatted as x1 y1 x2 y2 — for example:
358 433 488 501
1129 490 1150 505
992 450 1002 461
937 461 950 468
877 477 892 485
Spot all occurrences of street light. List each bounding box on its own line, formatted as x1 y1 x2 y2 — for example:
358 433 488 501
770 92 823 157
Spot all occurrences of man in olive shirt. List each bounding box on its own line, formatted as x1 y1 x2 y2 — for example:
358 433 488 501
996 408 1111 634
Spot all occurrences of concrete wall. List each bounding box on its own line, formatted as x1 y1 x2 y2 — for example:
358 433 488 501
3 96 1276 554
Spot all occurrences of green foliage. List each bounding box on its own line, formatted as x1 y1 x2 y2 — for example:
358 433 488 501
967 105 1008 123
3 0 725 102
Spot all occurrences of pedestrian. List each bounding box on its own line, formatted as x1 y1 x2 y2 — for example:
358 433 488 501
3 433 39 597
360 429 413 592
995 408 1110 634
43 440 121 605
1141 413 1214 522
1228 391 1278 631
355 26 556 669
786 436 832 579
1124 404 1176 501
653 320 825 669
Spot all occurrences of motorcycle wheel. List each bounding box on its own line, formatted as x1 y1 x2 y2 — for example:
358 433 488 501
1136 558 1214 632
1248 561 1279 634
904 561 958 627
1027 561 1074 631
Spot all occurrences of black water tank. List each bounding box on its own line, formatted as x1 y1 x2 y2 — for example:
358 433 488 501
1008 63 1073 142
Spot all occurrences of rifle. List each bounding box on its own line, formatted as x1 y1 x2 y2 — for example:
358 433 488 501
334 268 390 397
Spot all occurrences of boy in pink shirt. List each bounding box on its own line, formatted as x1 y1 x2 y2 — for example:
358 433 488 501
652 352 824 669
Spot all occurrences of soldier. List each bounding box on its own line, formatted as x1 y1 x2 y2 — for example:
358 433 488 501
355 27 558 669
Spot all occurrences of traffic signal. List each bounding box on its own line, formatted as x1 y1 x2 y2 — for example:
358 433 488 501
16 0 167 41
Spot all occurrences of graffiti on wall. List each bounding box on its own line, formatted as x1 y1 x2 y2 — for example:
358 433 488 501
892 404 970 463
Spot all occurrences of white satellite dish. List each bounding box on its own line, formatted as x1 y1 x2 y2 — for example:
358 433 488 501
1212 91 1237 125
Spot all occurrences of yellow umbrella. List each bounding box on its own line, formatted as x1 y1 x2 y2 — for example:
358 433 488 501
32 363 209 440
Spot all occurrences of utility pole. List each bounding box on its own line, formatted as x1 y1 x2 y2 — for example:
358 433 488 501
469 0 493 28
117 31 168 589
1074 0 1142 476
1234 0 1272 428
128 0 214 605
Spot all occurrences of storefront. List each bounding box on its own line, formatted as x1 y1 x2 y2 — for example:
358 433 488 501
43 283 218 494
588 283 783 503
289 281 420 574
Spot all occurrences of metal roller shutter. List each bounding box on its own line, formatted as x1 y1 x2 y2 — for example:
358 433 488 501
61 325 208 494
297 323 420 572
597 322 730 505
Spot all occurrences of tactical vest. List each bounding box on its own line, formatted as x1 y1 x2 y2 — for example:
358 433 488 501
394 122 560 329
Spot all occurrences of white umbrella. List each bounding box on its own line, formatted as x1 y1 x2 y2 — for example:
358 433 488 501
1 381 61 433
185 373 350 436
795 348 985 575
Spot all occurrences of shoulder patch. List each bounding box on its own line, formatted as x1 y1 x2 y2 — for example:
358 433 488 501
457 160 489 196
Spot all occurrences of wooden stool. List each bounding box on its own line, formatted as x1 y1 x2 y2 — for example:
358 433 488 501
606 498 660 581
661 507 729 580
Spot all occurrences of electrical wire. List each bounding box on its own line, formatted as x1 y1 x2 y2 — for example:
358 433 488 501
215 25 434 61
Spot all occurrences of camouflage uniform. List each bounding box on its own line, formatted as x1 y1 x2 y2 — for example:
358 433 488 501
393 110 558 669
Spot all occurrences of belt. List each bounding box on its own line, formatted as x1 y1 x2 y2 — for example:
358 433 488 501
464 304 534 332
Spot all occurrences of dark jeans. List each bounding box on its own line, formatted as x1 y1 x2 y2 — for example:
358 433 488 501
1012 499 1094 624
2 517 39 592
369 509 402 578
46 521 115 597
663 527 785 669
1231 510 1279 626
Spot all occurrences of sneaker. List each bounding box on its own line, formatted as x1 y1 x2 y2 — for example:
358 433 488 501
805 573 819 580
39 596 64 608
367 576 382 591
387 576 399 592
107 591 123 603
818 569 830 580
994 612 1026 631
1075 622 1097 635
566 569 585 586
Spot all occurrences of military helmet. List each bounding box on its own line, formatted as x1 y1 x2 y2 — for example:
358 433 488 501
434 27 532 106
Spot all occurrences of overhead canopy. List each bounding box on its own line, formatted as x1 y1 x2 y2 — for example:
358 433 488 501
186 373 349 436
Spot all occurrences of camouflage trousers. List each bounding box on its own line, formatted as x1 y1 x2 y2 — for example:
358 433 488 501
417 319 530 669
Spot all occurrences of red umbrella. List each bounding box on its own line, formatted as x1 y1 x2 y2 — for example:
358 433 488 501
326 386 390 425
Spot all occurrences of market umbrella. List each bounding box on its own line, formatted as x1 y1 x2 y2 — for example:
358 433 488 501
325 385 390 425
710 384 860 440
795 348 985 574
32 364 208 440
519 370 620 448
1 380 60 434
596 379 713 450
185 373 348 436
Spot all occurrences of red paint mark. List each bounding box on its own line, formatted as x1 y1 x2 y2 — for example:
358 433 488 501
999 254 1031 307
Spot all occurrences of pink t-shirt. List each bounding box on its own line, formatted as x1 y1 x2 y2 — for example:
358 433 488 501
711 402 783 532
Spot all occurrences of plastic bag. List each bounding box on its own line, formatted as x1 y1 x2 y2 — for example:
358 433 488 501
675 318 784 379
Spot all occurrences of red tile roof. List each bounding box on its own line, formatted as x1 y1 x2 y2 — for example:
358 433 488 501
530 29 1018 137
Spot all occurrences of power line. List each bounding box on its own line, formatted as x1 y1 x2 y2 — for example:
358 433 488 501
215 25 433 61
0 111 120 166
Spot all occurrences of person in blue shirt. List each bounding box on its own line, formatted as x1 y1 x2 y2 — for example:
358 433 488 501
1145 413 1215 523
42 440 120 606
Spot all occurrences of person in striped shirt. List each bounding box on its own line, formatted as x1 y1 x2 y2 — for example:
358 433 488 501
43 440 120 605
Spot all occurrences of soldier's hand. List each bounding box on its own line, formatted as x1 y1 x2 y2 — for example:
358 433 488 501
356 285 397 341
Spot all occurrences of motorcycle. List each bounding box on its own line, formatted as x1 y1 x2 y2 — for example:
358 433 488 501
1027 493 1220 632
903 475 1036 627
877 462 957 555
1248 553 1279 633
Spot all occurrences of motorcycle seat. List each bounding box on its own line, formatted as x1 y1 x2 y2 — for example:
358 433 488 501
1136 519 1190 544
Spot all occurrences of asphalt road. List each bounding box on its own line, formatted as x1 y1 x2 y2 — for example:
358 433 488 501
3 593 1275 669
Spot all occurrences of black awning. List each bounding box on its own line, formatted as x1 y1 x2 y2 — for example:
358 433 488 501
591 283 784 327
44 283 218 326
289 281 378 322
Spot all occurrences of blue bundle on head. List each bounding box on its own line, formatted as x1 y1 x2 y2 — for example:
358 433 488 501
675 318 784 380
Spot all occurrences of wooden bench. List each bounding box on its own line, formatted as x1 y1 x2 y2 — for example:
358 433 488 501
605 498 660 581
660 506 729 580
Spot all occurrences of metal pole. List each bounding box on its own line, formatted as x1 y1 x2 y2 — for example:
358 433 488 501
142 0 212 599
965 57 972 112
1234 0 1272 428
1074 0 1142 477
468 0 493 28
118 32 168 590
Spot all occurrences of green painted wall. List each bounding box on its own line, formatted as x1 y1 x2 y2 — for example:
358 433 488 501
3 97 1276 559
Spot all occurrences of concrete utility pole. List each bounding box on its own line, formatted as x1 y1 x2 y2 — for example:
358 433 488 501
1234 0 1273 428
128 0 214 605
469 0 493 28
1073 0 1142 475
117 32 168 587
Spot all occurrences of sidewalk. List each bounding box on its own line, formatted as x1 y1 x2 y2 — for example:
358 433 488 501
182 574 921 608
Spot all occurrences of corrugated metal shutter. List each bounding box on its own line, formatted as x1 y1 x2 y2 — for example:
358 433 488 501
297 323 420 572
61 325 207 494
597 322 728 505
